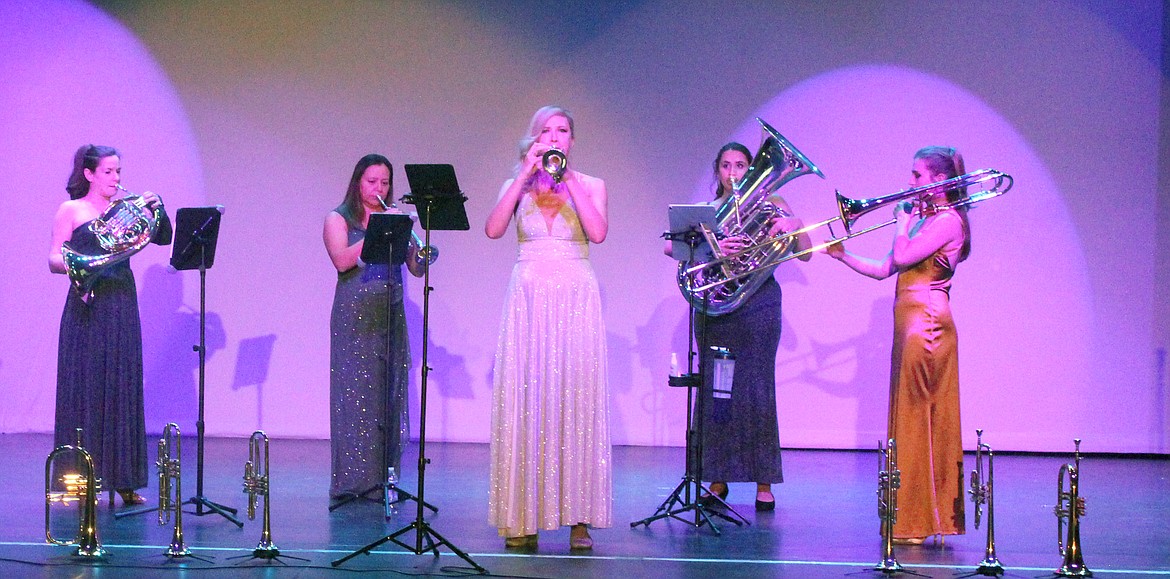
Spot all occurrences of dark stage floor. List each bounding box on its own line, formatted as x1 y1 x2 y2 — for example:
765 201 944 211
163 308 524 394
1 433 1167 578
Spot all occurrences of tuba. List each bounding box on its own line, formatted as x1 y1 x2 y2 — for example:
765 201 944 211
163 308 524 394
968 429 1004 576
45 428 105 558
62 185 162 298
157 423 191 558
681 167 1013 297
1054 439 1091 577
676 118 825 315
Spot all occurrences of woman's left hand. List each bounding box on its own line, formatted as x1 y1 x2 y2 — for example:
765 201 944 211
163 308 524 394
140 190 164 208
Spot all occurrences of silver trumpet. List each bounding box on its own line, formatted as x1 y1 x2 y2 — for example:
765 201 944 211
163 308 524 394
1054 439 1091 577
157 423 191 558
541 147 567 182
874 438 903 574
376 196 439 268
243 431 281 559
968 429 1003 576
44 428 105 558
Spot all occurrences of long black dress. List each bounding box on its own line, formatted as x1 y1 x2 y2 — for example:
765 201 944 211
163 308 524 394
54 212 172 492
328 215 410 498
694 276 784 484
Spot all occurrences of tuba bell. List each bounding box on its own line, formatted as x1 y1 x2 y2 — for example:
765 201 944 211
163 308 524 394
676 118 825 315
62 185 162 298
45 428 105 558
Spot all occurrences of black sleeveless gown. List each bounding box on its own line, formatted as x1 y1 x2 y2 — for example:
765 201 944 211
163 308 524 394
54 213 171 492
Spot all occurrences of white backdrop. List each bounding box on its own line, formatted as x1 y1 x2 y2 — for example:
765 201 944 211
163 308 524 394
1 0 1166 453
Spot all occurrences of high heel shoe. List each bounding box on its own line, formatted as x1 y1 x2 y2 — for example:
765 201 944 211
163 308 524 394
504 534 537 549
754 489 775 511
569 524 592 550
698 483 728 506
117 489 146 506
891 536 925 546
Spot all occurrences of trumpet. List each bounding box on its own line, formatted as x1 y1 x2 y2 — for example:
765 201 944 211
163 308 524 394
968 429 1003 576
874 438 903 573
1054 439 1091 577
157 423 191 558
681 168 1013 296
376 196 439 267
243 431 280 558
541 147 567 182
44 428 105 558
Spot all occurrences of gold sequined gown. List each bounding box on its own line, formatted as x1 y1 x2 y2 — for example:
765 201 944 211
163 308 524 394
889 210 965 538
488 185 612 537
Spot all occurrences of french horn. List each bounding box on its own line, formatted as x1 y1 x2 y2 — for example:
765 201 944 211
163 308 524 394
62 185 162 299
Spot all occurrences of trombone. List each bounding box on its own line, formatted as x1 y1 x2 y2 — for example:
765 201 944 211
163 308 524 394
1054 439 1091 577
874 438 903 574
158 423 191 558
968 429 1003 576
681 168 1013 295
44 428 105 558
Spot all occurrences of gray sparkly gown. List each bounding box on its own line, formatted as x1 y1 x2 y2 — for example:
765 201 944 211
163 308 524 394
329 213 410 498
55 211 172 493
694 277 784 484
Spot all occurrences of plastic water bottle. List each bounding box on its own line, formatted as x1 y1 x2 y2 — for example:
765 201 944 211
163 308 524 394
385 467 399 519
711 346 735 399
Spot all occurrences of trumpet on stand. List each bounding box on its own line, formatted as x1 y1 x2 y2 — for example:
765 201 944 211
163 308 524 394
874 438 904 574
233 431 307 564
967 429 1004 576
157 423 195 559
1054 439 1091 577
44 428 105 558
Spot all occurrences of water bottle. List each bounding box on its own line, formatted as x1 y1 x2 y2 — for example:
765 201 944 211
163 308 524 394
385 466 399 519
711 346 735 400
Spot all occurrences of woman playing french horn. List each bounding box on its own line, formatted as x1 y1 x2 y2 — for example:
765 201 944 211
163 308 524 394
825 146 971 545
48 144 172 507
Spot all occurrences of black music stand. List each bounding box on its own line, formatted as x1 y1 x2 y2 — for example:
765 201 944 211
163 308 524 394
631 204 748 534
154 207 241 526
332 164 483 573
328 214 438 517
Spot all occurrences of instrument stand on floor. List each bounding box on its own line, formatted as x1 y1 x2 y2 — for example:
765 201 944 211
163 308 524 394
174 207 243 527
328 212 437 517
631 215 749 534
332 164 483 573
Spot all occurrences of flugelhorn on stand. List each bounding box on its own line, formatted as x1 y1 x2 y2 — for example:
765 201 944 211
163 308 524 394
1054 439 1091 577
45 428 105 558
157 423 191 558
874 438 903 574
243 431 280 559
376 196 439 268
968 429 1003 576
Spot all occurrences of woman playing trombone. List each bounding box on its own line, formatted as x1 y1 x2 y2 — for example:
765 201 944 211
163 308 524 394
825 146 970 545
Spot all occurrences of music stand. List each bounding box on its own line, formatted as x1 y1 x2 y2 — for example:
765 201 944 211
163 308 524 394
631 204 748 534
332 164 483 574
126 206 241 527
328 214 438 517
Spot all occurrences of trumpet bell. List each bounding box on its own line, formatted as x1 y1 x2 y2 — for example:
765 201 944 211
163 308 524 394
541 148 567 182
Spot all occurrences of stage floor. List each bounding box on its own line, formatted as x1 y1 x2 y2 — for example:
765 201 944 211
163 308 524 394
2 433 1167 578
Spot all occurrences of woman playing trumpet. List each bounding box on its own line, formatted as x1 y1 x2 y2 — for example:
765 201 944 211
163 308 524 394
323 154 425 502
825 146 970 545
48 144 172 506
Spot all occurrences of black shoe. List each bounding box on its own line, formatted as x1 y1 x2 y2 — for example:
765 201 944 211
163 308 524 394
698 484 728 506
755 490 775 511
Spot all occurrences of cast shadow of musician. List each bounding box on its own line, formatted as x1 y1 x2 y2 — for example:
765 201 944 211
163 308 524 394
139 263 226 434
403 285 473 441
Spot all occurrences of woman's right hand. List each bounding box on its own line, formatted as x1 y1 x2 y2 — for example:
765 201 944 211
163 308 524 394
824 240 845 260
523 142 550 176
717 234 749 255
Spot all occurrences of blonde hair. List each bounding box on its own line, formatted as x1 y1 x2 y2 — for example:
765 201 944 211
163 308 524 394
515 105 575 171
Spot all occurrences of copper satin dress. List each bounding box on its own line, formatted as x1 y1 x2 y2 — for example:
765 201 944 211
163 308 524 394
889 210 966 539
488 180 612 538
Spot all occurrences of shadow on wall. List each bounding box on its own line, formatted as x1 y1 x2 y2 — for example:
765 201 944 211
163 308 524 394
140 264 227 435
403 283 474 441
232 334 278 429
